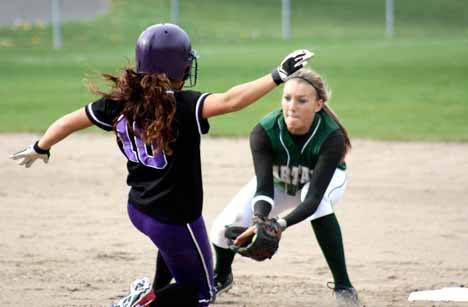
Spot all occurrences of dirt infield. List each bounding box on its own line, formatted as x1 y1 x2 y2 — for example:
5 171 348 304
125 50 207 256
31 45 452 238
1 133 467 307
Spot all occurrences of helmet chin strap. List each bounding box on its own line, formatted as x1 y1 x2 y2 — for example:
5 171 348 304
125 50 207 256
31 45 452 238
173 81 184 90
184 55 198 88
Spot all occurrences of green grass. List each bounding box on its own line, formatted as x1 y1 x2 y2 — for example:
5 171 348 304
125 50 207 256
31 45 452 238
0 0 467 141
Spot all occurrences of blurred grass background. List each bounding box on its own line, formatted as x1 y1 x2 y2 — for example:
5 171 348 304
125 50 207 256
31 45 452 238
0 0 467 140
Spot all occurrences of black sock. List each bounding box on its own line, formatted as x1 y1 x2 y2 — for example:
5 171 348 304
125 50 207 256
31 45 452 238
213 244 235 281
153 251 172 291
150 283 198 307
311 213 353 289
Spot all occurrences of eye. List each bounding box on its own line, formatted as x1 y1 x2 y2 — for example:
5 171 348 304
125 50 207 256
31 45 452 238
283 95 291 102
298 98 309 104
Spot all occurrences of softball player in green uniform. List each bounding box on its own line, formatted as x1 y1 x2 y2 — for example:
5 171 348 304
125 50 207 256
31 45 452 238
210 68 361 307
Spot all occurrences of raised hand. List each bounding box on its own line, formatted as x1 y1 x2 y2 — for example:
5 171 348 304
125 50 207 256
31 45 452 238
272 49 314 85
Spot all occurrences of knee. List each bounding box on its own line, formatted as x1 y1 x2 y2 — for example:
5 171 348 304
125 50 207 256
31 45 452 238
210 218 230 248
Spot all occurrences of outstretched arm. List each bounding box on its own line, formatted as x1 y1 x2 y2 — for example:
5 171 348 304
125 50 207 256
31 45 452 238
37 108 93 149
202 49 313 118
10 108 92 167
202 74 276 118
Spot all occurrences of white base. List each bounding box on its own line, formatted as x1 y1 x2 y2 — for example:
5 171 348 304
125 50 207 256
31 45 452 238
408 287 468 302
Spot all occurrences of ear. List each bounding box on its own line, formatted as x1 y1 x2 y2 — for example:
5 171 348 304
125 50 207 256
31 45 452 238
314 99 324 112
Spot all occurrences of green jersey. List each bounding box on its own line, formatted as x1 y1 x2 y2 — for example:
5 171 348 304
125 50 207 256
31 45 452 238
259 109 346 195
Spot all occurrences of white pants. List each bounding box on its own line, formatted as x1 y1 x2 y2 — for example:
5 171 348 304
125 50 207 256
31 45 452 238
210 169 347 248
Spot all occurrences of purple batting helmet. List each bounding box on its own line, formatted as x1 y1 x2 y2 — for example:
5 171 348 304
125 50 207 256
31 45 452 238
136 23 198 86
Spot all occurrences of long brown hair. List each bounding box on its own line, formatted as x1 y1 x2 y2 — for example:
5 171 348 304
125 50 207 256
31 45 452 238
90 67 177 155
287 69 352 156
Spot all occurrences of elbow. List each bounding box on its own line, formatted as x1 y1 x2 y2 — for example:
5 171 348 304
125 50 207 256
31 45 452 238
230 100 244 112
224 95 244 112
54 114 79 133
56 117 73 130
223 89 250 112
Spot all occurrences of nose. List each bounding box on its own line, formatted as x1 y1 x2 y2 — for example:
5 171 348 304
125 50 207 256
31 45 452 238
287 100 297 113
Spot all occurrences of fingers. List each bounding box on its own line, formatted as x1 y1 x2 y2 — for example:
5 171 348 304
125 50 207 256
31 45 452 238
25 159 35 168
294 60 308 68
291 49 313 61
233 226 256 246
10 145 34 160
10 149 27 160
293 50 314 68
16 157 37 168
301 49 314 60
10 154 24 160
290 49 307 58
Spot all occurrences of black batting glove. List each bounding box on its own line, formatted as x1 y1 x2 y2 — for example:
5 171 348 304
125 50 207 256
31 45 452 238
271 49 314 85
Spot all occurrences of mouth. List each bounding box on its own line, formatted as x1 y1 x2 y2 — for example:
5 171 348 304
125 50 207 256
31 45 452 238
286 113 299 119
285 116 301 127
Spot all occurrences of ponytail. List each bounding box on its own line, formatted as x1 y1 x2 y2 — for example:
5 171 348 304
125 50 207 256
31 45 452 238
89 67 177 155
322 104 351 156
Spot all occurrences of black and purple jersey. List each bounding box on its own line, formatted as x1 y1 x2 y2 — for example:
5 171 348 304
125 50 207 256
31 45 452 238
85 90 211 224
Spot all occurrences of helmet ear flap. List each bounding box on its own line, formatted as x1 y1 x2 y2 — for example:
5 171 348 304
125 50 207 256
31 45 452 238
182 66 190 81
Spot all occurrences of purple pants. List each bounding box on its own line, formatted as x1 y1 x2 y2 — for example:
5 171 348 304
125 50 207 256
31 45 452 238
128 203 215 306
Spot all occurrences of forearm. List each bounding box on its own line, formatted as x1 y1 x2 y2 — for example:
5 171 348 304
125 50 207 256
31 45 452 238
250 124 275 217
202 74 276 118
283 166 335 227
38 108 92 149
283 132 346 228
224 74 276 112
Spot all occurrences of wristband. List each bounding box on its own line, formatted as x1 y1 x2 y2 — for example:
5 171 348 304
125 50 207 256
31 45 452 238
276 218 287 230
271 68 283 85
34 141 51 156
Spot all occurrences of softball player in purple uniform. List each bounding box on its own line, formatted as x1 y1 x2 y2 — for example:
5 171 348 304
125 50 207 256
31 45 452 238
10 23 312 307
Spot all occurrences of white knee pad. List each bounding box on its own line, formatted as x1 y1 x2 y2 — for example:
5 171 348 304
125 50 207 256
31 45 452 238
210 215 231 249
303 169 348 221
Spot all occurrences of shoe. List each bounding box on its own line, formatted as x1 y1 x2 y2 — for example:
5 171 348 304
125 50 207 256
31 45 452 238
334 287 361 307
214 272 234 296
112 277 156 307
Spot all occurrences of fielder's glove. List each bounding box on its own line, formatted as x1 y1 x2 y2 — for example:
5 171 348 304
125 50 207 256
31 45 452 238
225 218 284 261
271 49 314 85
10 141 50 168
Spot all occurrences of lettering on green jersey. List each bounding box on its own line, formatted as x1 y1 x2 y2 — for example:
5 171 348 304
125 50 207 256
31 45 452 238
280 166 290 184
273 164 313 186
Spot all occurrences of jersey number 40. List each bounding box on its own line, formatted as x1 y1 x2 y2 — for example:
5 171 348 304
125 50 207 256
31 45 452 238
115 116 168 169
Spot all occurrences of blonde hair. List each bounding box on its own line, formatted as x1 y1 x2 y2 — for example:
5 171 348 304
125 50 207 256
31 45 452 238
286 68 351 156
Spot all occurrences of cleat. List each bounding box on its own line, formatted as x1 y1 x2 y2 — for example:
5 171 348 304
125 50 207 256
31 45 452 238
112 277 156 307
214 272 234 296
334 287 361 307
